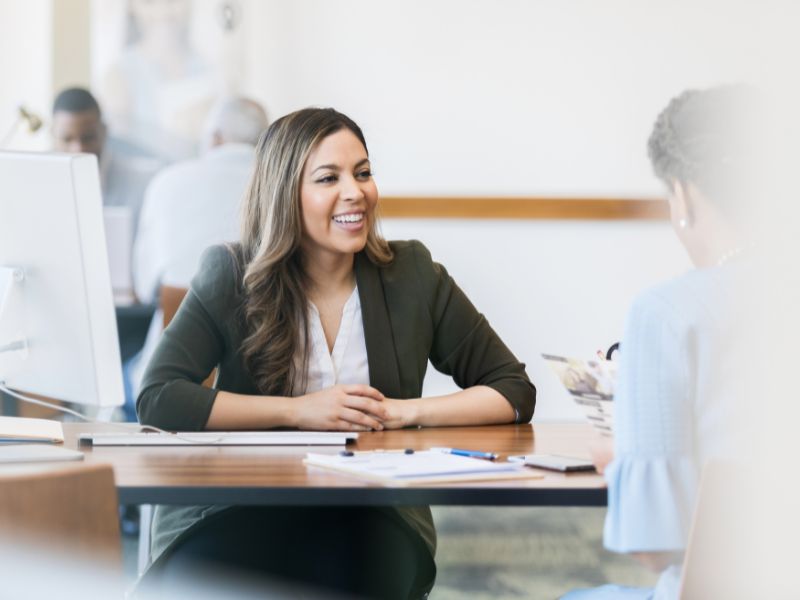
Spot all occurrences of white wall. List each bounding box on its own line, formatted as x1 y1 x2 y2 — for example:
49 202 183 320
243 0 780 196
0 0 53 150
379 219 688 420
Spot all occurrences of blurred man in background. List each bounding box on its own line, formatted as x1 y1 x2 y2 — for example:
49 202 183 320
52 87 162 230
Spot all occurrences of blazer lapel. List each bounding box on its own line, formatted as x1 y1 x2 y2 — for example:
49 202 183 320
354 253 403 397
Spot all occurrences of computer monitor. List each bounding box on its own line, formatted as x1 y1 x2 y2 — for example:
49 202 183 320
0 151 124 409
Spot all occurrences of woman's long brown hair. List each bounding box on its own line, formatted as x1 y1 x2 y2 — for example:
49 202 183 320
238 108 393 396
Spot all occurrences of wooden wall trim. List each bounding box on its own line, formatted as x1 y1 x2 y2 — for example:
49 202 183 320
379 197 669 220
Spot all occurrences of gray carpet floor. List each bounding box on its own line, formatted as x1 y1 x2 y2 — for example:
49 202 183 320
429 507 655 599
123 507 656 599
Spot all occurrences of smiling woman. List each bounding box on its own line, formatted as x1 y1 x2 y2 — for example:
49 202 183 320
135 107 536 599
302 130 376 248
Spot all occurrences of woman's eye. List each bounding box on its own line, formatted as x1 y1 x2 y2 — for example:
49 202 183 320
316 174 337 184
356 170 372 179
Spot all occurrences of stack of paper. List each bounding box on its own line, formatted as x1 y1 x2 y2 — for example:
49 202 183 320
304 450 542 485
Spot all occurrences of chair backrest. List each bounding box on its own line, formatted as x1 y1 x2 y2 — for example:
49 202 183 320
160 285 190 330
160 285 216 388
0 463 121 568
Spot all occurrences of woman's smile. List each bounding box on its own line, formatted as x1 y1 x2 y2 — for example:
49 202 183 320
331 210 366 231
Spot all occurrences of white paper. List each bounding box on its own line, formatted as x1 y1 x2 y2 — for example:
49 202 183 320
304 450 530 485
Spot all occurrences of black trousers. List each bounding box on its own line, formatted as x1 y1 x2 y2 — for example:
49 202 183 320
141 506 436 600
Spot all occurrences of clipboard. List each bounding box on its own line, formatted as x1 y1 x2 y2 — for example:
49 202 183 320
303 450 544 486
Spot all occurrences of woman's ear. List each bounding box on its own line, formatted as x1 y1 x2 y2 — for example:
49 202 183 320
670 180 692 230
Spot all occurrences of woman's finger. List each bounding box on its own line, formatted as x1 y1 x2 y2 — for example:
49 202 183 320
341 384 385 401
334 419 372 432
343 395 390 421
339 407 384 431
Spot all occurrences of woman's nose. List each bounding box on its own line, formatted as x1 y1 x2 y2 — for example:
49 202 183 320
340 174 365 201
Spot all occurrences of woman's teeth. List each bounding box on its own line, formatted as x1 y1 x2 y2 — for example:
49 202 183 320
333 213 364 223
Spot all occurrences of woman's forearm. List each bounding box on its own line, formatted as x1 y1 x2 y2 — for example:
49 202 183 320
397 386 517 428
206 390 296 430
207 386 517 430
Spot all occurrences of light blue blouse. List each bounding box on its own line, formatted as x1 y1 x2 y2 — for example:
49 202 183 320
584 265 747 599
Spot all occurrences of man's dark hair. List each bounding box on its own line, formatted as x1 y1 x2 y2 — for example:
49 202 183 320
52 87 101 116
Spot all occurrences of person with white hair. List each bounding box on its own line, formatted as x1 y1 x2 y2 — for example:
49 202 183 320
125 96 269 419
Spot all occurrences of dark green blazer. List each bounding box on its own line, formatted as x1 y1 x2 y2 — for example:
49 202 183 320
137 240 535 563
138 240 535 428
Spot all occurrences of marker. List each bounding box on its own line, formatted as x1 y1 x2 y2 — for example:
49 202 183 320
430 447 498 461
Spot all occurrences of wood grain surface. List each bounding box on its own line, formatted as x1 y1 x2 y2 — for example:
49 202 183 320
54 423 607 506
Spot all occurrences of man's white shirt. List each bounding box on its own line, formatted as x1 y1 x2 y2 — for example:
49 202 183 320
133 143 255 303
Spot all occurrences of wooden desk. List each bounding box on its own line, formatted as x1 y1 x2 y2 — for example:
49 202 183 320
63 423 606 507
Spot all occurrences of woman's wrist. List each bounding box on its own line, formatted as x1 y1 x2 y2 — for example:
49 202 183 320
239 394 297 429
280 395 301 429
399 398 422 427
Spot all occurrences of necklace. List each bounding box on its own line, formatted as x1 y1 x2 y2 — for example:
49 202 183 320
716 242 754 267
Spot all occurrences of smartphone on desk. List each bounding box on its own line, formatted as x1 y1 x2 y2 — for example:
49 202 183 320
507 454 596 472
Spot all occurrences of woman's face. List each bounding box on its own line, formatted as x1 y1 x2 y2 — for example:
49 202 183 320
299 129 378 260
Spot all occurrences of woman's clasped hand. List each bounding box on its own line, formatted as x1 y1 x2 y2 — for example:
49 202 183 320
292 384 418 431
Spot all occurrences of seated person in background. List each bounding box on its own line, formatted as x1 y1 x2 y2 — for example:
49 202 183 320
562 86 756 599
136 107 536 599
51 87 162 233
124 97 269 420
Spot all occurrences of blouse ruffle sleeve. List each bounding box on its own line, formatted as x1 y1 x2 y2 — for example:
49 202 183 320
603 455 698 552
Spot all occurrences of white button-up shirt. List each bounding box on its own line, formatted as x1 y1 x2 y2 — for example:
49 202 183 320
295 286 370 395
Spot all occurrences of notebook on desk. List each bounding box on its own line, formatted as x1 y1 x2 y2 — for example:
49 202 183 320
304 450 543 486
80 430 359 446
0 416 64 443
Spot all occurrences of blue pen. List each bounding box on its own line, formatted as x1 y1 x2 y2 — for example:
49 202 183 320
430 447 498 461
